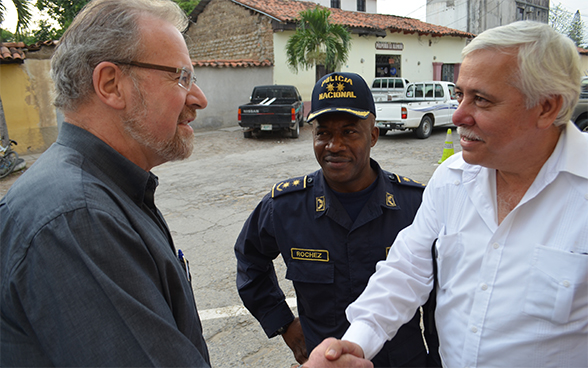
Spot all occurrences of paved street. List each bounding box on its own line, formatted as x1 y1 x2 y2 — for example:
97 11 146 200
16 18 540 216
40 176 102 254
1 123 460 367
152 123 460 367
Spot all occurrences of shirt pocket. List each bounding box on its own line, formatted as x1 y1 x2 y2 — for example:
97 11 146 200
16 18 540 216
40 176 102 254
523 245 588 325
286 260 336 326
435 231 464 290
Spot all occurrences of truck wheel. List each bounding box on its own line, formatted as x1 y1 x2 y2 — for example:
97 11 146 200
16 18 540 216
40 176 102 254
577 118 588 132
243 130 252 138
290 121 300 138
379 128 388 136
415 116 433 139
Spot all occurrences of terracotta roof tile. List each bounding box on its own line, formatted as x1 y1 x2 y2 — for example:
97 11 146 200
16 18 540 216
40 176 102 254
578 47 588 55
192 59 273 68
25 40 59 52
0 40 59 64
0 42 26 63
230 0 476 38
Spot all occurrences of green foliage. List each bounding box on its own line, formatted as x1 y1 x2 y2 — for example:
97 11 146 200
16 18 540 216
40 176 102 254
550 3 587 47
0 0 199 44
33 18 62 40
0 0 33 41
35 0 88 31
1 28 15 42
568 10 584 47
175 0 199 15
285 6 351 79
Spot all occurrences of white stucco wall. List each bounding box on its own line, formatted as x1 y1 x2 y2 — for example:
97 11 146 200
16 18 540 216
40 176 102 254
272 30 469 101
304 0 378 13
191 66 273 129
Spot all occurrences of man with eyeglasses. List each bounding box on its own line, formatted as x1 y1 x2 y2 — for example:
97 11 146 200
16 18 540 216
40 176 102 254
0 0 210 366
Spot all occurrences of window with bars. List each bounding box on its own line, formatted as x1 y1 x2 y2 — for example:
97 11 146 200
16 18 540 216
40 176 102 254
357 0 366 11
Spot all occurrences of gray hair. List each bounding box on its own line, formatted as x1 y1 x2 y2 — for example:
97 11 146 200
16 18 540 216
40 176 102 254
462 21 581 126
51 0 188 112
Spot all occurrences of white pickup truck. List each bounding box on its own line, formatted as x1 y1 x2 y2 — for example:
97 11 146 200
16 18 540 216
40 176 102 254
375 81 458 139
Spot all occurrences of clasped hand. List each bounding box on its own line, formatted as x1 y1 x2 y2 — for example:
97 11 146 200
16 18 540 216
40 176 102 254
302 337 373 368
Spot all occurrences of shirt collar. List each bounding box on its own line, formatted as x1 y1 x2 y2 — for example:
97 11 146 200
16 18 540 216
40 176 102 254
553 121 588 180
447 121 588 183
313 159 394 215
57 122 154 207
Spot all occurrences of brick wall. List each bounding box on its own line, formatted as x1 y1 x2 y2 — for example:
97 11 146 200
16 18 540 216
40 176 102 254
187 0 274 62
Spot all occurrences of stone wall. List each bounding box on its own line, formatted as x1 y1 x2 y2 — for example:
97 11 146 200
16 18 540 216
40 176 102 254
187 0 274 62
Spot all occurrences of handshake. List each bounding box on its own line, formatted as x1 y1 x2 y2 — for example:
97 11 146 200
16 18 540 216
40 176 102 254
292 338 373 368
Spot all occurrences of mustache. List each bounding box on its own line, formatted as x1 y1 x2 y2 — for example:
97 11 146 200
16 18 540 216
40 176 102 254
457 126 482 141
324 154 350 161
179 107 197 123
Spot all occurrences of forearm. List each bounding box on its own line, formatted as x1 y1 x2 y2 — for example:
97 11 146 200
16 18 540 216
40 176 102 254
344 226 435 360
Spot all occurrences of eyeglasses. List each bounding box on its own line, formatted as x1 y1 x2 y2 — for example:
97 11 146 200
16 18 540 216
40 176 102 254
116 61 197 91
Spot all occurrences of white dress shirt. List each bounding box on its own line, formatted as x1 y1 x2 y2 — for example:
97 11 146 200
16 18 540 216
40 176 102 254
344 122 588 367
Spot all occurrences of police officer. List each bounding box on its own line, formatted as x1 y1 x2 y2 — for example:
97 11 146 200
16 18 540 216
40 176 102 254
235 72 440 367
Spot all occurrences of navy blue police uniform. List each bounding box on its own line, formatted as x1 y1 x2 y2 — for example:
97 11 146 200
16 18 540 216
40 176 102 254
235 159 440 367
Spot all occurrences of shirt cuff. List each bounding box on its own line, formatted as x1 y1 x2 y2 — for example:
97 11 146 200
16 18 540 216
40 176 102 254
342 321 388 361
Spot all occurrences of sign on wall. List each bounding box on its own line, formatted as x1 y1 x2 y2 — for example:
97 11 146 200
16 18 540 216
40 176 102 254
375 42 404 50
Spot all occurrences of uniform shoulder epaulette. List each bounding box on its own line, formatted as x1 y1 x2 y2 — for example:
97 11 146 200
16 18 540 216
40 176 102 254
271 175 311 198
387 173 426 188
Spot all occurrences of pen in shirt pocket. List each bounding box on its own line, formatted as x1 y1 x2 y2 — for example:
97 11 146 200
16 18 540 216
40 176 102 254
178 249 191 281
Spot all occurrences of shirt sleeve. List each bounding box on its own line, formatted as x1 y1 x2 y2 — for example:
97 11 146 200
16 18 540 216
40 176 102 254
2 208 210 367
234 196 295 337
343 174 441 360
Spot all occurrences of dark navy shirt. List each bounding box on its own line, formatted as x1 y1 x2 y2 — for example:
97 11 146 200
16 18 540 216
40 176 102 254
235 159 438 367
333 178 378 223
0 123 210 367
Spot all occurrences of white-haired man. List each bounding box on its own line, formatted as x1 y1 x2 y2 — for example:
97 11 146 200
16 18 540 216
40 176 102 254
305 20 588 367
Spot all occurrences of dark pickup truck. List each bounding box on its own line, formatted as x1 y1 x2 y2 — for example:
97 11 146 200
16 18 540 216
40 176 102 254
238 85 305 138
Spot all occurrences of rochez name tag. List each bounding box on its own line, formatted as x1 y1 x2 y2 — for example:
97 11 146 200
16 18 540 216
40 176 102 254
291 248 329 262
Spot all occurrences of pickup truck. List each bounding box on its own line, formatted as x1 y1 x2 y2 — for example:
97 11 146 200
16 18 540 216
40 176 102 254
375 81 458 139
370 77 410 102
238 85 304 138
571 76 588 132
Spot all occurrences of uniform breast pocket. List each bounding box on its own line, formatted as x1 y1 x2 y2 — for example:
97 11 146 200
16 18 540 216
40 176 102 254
286 260 336 326
435 231 464 290
523 245 588 324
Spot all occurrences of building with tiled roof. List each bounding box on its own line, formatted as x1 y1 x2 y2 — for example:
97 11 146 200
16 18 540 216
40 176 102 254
186 0 475 128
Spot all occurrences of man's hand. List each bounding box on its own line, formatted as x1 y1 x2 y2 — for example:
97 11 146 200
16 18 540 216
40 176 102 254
303 337 373 368
282 318 308 364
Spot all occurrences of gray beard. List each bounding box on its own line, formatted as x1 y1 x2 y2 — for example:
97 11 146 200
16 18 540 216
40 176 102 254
122 85 194 163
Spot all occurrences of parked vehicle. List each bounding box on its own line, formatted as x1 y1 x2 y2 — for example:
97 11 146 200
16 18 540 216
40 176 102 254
370 77 410 102
375 81 458 139
238 85 304 138
571 76 588 132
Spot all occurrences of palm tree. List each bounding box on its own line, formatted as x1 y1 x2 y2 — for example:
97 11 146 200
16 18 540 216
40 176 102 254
0 0 33 40
286 6 351 82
